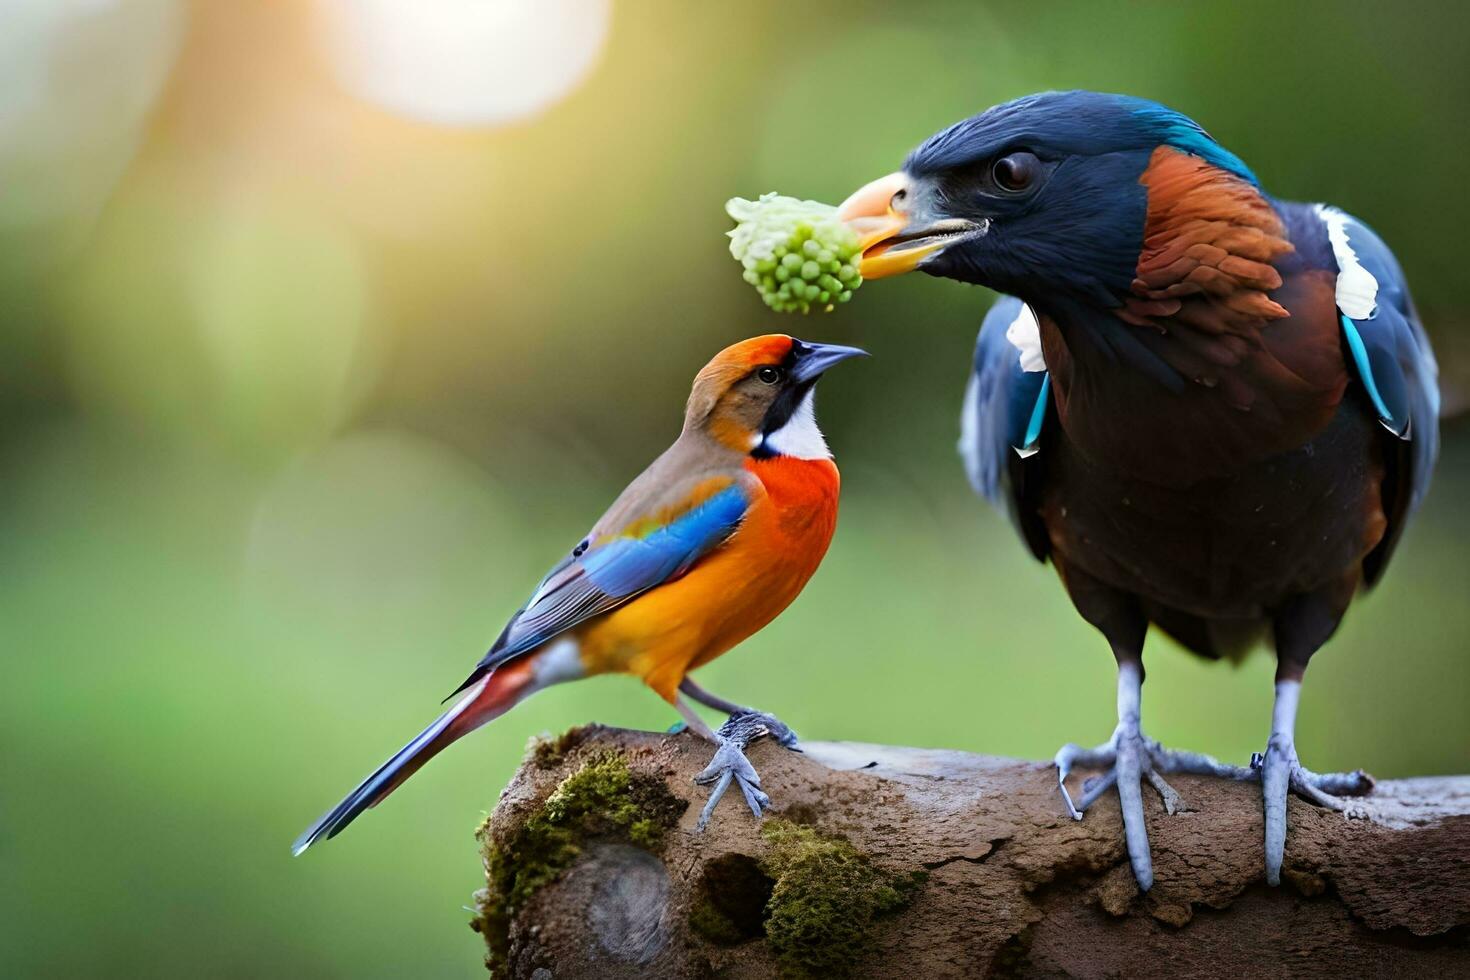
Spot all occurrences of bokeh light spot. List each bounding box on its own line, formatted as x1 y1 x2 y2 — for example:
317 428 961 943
0 0 182 269
187 196 379 451
312 0 611 127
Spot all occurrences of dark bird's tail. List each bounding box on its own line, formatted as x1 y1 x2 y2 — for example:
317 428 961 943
291 658 537 855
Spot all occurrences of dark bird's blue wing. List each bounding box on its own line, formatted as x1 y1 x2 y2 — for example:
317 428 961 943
959 295 1052 560
1319 206 1440 584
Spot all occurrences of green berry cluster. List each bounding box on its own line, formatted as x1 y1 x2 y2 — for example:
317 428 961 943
726 193 863 313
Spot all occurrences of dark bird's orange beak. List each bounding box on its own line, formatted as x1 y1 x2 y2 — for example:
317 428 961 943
837 171 986 279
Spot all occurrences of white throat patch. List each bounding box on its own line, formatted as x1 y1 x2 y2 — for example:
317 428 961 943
1316 204 1378 319
1006 303 1046 372
759 388 830 459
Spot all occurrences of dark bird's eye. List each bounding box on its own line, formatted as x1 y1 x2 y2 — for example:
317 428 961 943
993 152 1041 192
757 366 782 385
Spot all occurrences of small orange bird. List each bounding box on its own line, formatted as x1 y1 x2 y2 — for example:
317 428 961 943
293 335 866 853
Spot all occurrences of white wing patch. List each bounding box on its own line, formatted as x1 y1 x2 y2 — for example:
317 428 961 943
761 388 830 459
1005 303 1046 372
531 636 587 687
958 371 983 491
1316 204 1379 319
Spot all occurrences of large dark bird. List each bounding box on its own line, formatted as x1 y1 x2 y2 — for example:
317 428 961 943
837 91 1439 889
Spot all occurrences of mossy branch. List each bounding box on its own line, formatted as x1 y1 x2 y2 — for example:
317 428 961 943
471 726 1470 978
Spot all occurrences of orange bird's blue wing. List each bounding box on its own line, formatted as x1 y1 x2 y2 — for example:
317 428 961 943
447 480 751 695
298 476 751 853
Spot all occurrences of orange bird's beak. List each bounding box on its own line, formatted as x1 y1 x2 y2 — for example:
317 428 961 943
837 171 987 280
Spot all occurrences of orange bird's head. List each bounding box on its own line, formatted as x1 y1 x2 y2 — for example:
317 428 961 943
684 335 867 458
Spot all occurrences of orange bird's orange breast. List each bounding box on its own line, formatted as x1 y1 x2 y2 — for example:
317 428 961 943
576 456 840 701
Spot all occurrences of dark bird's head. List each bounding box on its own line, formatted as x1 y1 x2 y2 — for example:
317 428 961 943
837 91 1274 313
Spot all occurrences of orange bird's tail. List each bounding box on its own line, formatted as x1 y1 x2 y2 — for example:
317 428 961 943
291 658 537 855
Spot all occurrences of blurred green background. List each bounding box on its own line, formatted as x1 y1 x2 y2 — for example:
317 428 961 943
3 1 1467 976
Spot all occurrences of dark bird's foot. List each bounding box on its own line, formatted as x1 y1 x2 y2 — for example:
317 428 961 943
691 709 799 831
1055 722 1251 890
1249 679 1376 885
1253 734 1374 885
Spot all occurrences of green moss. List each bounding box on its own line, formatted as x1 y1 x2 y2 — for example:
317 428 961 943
757 819 921 979
527 726 588 770
472 750 686 974
689 895 748 946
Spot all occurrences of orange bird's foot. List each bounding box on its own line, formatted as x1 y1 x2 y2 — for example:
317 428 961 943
694 736 769 830
690 709 799 830
722 708 799 749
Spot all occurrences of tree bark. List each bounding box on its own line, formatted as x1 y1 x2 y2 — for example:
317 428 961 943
471 725 1470 979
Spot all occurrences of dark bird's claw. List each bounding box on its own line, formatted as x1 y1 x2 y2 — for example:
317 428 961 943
1251 736 1374 885
1055 725 1249 890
